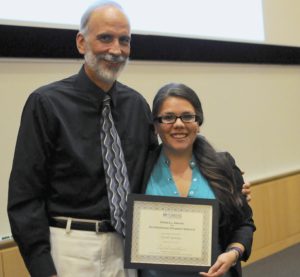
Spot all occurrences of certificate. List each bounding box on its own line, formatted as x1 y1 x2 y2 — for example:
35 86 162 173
124 194 219 272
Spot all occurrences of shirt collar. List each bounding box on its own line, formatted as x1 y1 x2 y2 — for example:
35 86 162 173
159 149 197 169
158 150 170 168
75 65 118 107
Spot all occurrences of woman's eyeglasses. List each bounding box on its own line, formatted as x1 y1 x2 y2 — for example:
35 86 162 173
154 114 200 124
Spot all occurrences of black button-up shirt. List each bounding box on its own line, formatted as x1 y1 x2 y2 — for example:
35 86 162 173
8 66 157 277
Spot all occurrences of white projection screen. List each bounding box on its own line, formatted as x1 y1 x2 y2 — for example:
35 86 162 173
0 0 265 43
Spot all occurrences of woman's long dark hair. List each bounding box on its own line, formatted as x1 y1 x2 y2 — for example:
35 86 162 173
152 83 244 226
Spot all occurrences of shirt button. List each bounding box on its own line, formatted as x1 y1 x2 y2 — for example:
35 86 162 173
193 178 197 182
189 190 194 196
174 191 178 195
168 177 172 182
190 161 196 168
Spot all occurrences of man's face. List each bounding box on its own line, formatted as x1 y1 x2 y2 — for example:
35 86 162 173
77 6 131 89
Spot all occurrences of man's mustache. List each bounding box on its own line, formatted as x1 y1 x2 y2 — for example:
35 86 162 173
97 54 127 63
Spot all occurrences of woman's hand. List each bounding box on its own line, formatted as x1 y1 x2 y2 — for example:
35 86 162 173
199 251 236 277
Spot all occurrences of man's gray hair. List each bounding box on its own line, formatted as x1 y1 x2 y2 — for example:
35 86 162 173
80 1 126 36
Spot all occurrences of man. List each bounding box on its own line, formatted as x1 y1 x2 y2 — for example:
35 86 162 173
8 1 251 277
8 1 156 277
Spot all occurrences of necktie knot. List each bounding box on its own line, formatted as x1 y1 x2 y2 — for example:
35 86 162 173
102 93 111 109
102 94 111 107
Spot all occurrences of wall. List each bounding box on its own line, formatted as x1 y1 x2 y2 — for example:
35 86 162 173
1 59 300 238
263 0 300 47
1 0 300 247
0 241 29 277
244 172 300 265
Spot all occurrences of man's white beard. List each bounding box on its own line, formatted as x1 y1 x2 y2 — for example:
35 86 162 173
84 50 128 84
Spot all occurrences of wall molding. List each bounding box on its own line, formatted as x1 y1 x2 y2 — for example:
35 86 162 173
251 169 300 186
1 25 300 64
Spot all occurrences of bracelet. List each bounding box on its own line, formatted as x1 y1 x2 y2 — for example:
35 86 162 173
226 246 243 266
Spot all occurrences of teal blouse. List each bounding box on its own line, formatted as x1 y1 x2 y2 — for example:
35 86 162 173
145 150 215 199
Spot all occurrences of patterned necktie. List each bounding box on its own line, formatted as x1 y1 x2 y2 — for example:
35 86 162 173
100 94 130 236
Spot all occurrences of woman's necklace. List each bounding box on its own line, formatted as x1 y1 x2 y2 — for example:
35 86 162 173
171 165 192 197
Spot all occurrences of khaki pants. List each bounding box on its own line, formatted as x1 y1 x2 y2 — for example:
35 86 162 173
50 226 137 277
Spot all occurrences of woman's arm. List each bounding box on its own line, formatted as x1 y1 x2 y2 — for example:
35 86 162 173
200 152 255 276
200 243 245 277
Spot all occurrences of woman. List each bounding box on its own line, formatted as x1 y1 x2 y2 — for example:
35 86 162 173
140 83 255 277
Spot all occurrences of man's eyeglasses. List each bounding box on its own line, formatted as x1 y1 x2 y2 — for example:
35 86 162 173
154 114 200 124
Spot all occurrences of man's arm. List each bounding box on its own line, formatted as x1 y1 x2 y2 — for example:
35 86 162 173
8 92 57 277
242 182 251 202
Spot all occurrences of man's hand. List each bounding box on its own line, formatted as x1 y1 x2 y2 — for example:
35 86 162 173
242 182 251 202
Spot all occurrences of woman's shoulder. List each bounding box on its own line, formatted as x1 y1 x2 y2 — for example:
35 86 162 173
216 151 234 162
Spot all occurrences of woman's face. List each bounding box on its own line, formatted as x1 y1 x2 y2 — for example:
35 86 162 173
155 96 200 156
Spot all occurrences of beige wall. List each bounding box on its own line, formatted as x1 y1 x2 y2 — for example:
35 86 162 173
264 0 300 46
1 59 300 237
1 0 300 240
